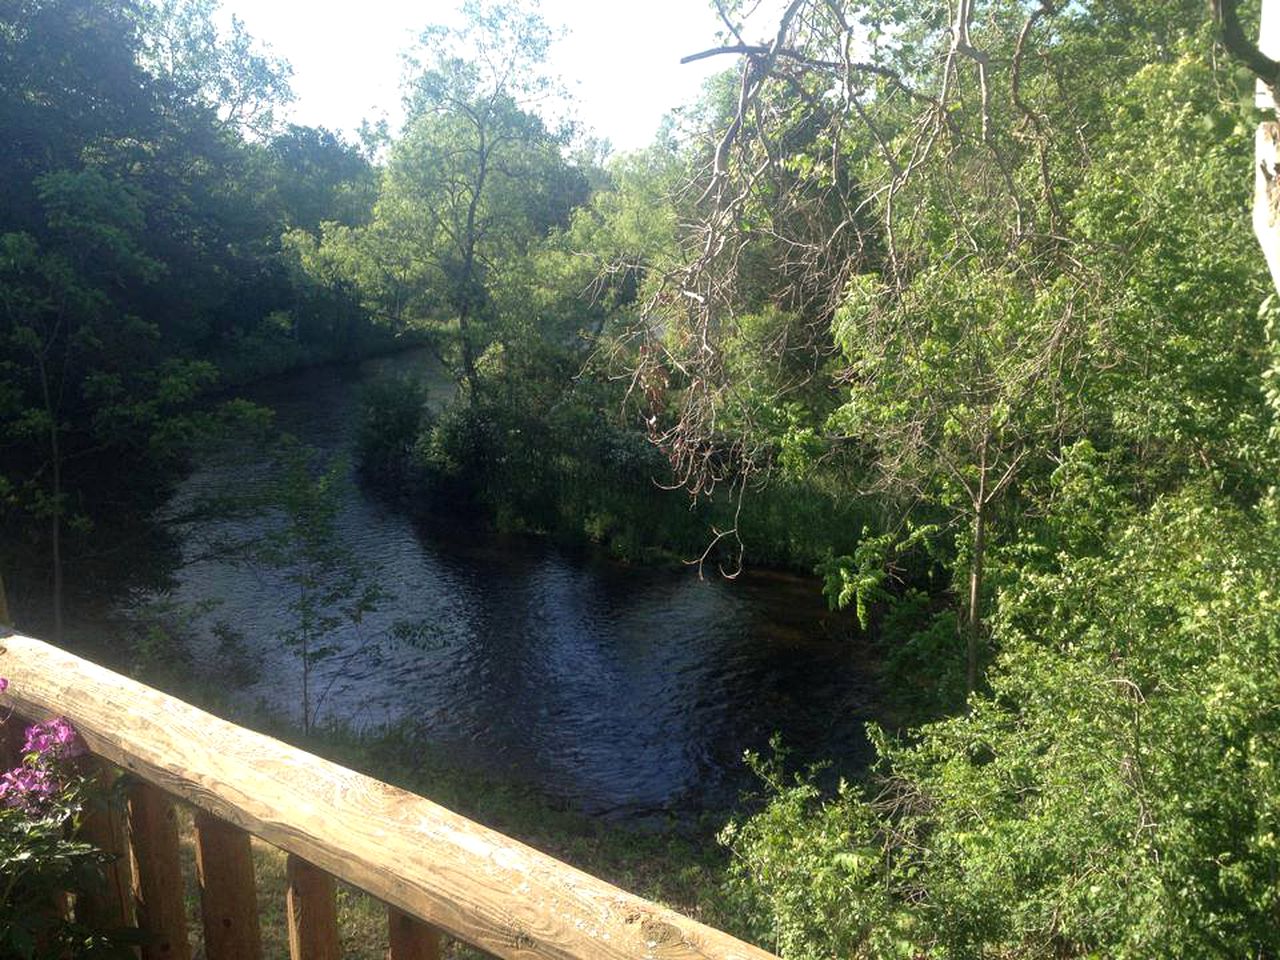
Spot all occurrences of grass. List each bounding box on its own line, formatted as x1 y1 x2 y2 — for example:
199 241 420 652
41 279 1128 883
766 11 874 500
173 804 393 960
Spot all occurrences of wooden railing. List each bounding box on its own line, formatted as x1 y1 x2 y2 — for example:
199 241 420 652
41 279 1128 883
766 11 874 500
0 632 777 960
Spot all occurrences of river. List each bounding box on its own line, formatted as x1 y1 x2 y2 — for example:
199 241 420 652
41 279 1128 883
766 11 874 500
164 351 880 823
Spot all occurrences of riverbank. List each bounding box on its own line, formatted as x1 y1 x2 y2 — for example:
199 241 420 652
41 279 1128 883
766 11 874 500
213 325 436 393
357 372 882 575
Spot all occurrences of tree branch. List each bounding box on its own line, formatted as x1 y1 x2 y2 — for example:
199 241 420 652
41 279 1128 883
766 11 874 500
1212 0 1280 88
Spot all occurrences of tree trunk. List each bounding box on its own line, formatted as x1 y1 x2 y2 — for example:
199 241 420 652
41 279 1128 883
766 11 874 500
1255 3 1280 294
456 131 489 401
50 446 63 644
966 500 986 698
301 633 312 734
456 285 481 399
966 439 990 699
36 352 63 642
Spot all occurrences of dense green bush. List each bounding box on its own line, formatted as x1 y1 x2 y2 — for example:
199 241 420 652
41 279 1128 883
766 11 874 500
722 480 1280 958
356 376 433 483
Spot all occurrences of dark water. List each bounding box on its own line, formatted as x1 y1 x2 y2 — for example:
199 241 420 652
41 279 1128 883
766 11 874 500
166 351 879 822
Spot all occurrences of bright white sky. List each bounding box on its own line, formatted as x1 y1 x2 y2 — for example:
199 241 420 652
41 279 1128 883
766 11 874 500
217 0 760 153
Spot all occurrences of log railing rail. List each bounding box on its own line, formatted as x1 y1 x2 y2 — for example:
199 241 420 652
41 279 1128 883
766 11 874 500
0 632 777 960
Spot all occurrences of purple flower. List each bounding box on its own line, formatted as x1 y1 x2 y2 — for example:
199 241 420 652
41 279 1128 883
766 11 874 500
22 718 85 761
0 677 8 693
0 764 60 811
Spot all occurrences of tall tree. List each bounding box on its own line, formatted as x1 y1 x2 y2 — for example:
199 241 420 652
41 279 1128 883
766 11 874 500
299 0 585 397
134 0 293 139
0 0 372 631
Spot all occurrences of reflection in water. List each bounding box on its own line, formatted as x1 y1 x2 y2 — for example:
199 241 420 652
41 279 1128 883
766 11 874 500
166 351 879 821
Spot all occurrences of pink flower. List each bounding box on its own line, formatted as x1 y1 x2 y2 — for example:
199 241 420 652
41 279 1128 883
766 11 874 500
0 764 60 811
22 718 85 761
0 677 8 693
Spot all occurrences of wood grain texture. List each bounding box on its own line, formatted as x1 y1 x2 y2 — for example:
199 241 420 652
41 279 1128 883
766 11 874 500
195 811 263 960
76 760 135 932
128 780 191 960
286 854 340 960
0 633 778 960
388 906 443 960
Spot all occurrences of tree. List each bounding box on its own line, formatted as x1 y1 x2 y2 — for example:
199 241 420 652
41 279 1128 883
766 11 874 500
301 0 585 398
725 472 1280 959
266 124 376 233
133 0 293 139
1211 0 1280 294
254 443 382 734
0 0 375 632
707 8 1280 955
830 267 1088 694
0 170 218 640
630 0 1265 691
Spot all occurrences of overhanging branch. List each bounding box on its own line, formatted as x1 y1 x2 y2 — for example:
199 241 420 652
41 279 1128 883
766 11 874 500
1212 0 1280 89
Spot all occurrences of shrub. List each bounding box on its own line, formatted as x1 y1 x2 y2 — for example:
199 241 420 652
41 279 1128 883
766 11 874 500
0 685 135 959
722 490 1280 958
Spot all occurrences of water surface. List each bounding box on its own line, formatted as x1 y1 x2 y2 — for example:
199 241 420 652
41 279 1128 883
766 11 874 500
167 352 879 821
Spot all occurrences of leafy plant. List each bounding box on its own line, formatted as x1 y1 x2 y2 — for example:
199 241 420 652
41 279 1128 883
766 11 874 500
254 442 385 733
0 693 135 959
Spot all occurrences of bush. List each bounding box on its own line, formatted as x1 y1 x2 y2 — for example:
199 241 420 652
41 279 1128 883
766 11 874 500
0 695 134 959
722 489 1280 958
355 365 884 572
356 376 432 483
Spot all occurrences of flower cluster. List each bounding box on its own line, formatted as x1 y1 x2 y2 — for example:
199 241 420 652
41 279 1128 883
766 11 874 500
22 717 85 762
0 678 85 812
0 764 59 811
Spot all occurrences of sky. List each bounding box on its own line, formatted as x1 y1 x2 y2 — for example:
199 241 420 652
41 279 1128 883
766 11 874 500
217 0 758 153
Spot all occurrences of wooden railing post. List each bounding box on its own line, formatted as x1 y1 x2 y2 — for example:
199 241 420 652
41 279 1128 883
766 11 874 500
388 906 443 960
194 811 263 960
286 854 341 960
0 571 17 767
76 760 135 933
128 781 191 960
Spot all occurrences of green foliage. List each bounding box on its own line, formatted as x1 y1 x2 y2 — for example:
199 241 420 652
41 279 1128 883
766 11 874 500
254 442 384 732
134 0 294 138
0 797 128 959
1072 54 1273 500
726 488 1280 958
404 376 714 563
700 4 1280 957
0 718 136 959
356 376 433 482
293 0 588 398
719 743 907 959
0 0 384 629
819 523 940 630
